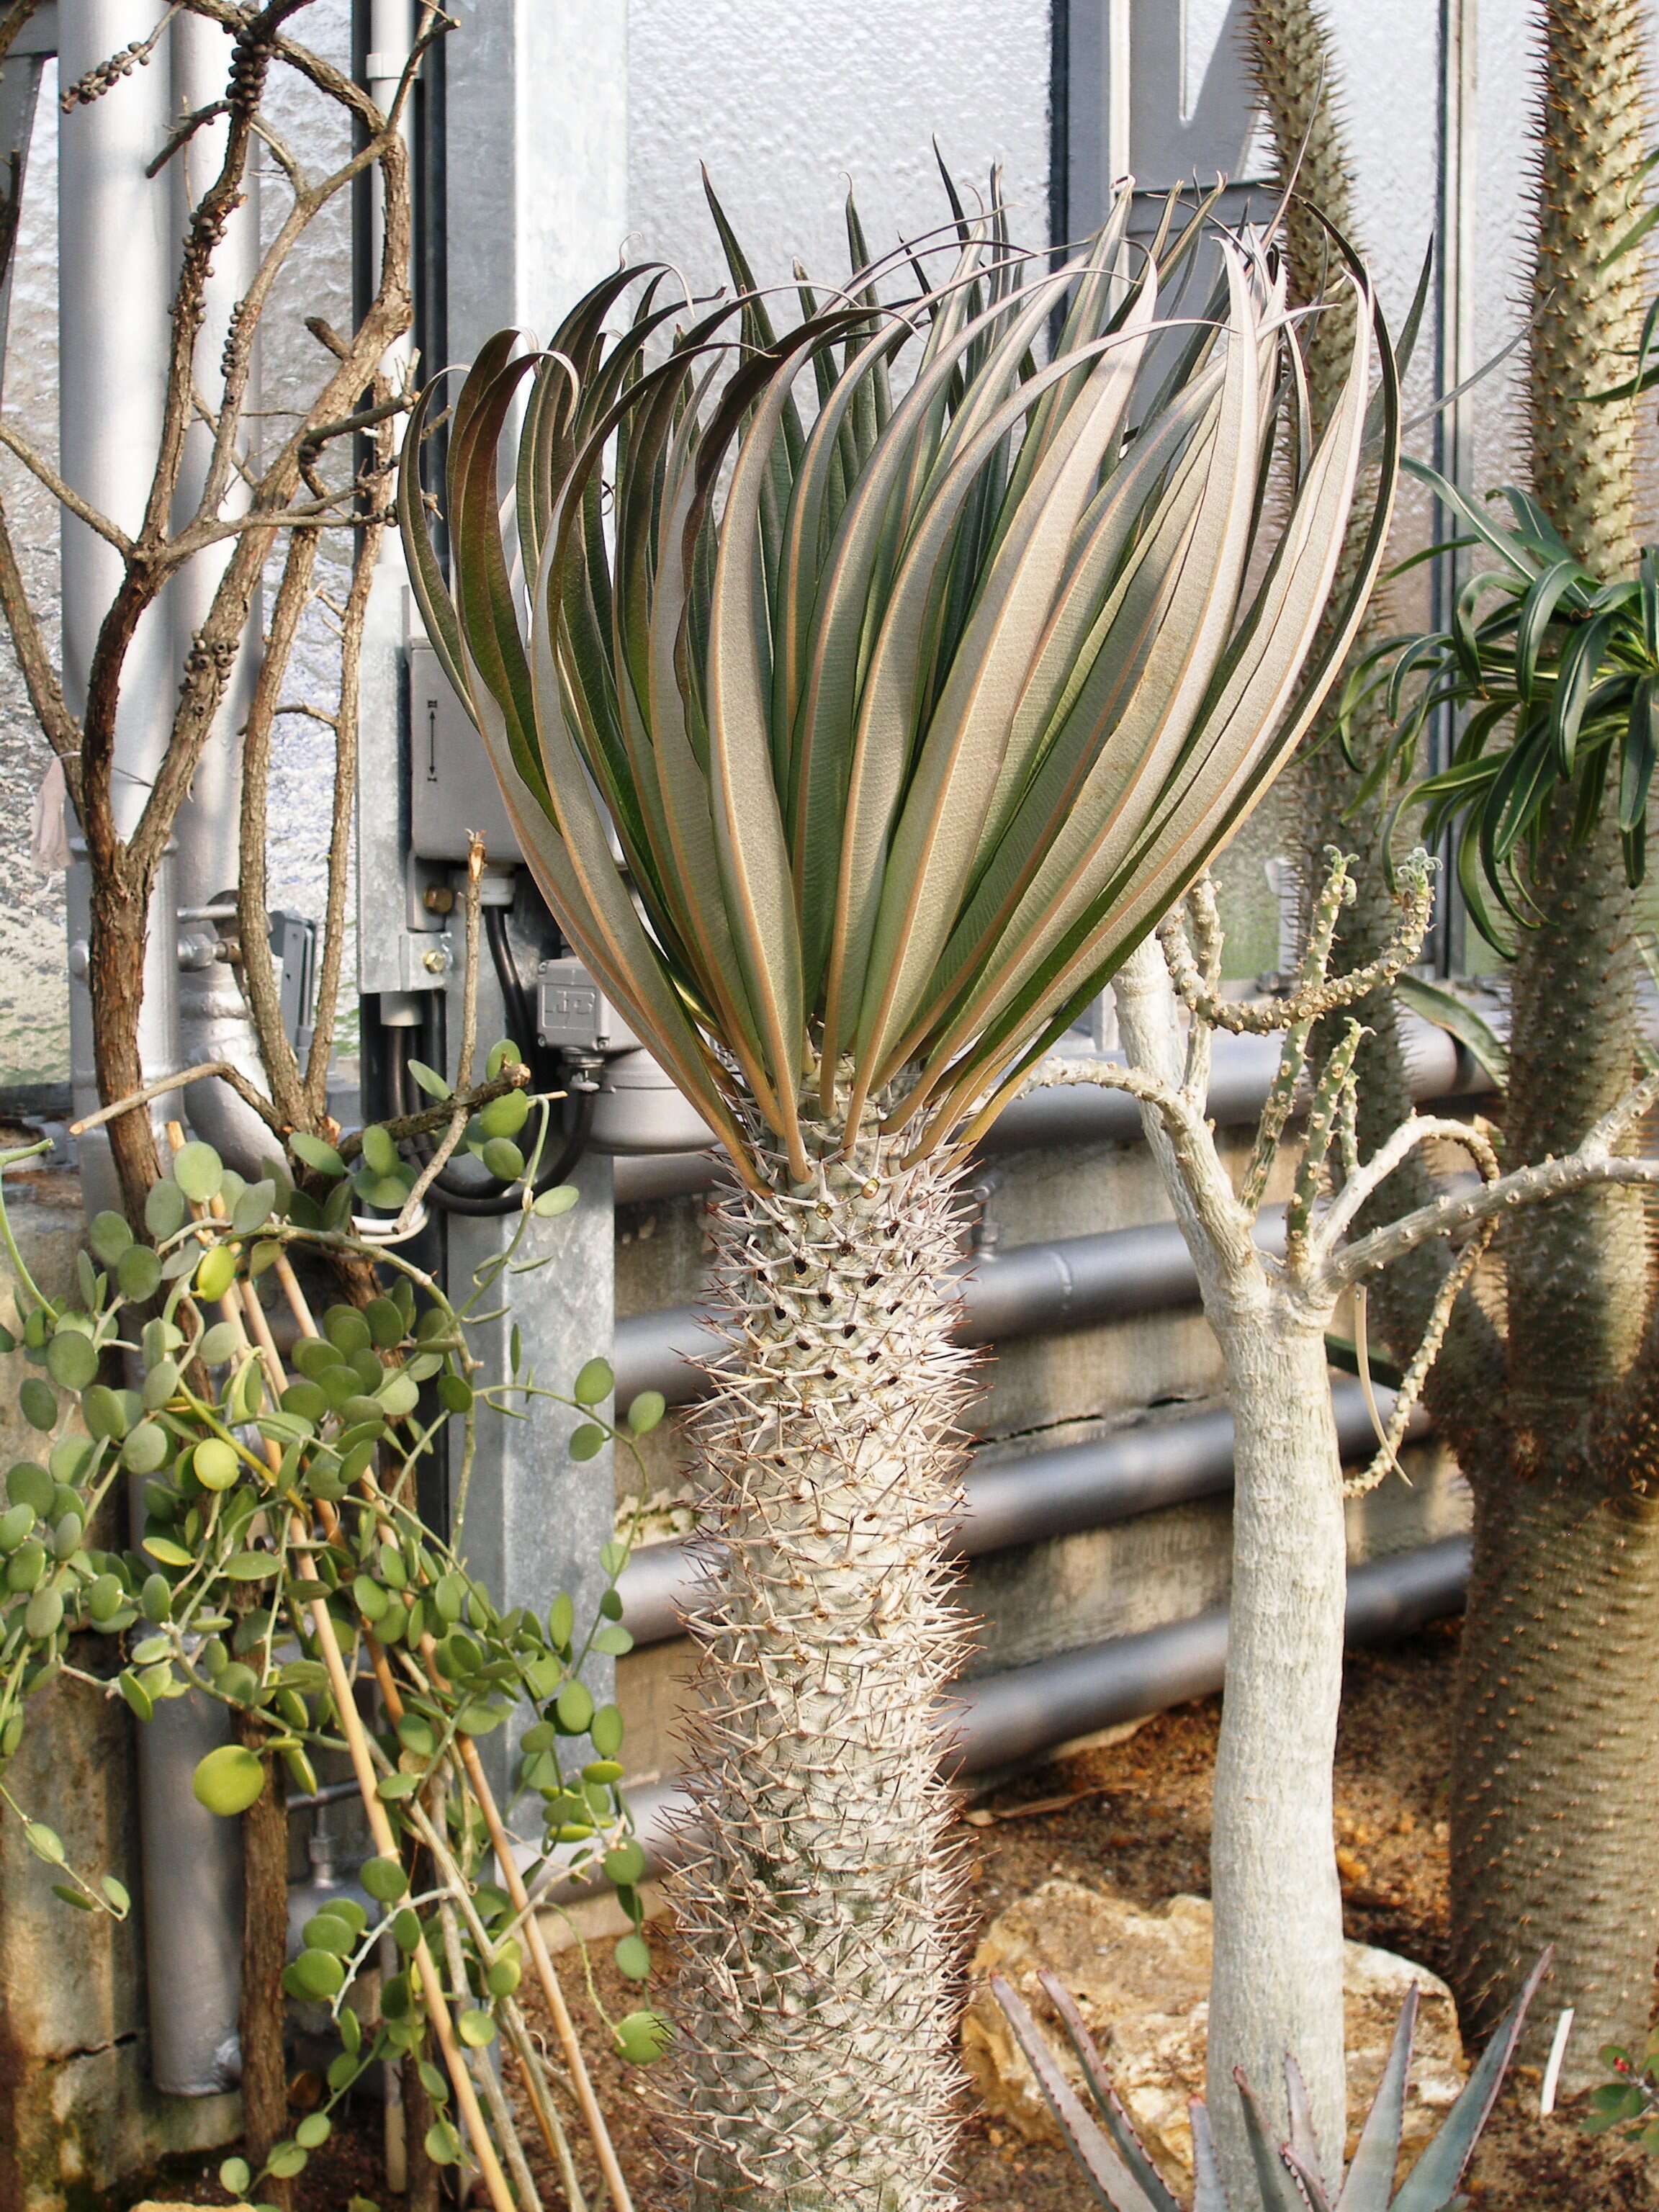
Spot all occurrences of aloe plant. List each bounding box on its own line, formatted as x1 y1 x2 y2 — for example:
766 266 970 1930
992 1953 1547 2212
400 180 1394 2206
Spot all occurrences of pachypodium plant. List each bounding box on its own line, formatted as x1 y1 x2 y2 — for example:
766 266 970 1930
0 1110 655 2212
1025 855 1659 2199
992 1954 1546 2212
402 173 1397 2204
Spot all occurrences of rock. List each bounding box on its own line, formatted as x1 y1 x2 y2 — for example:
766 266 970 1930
962 1881 1465 2187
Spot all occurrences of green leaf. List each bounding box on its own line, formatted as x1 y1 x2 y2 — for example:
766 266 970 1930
590 1703 624 1758
144 1181 187 1240
626 1388 666 1434
192 1743 266 1817
361 1854 408 1902
457 2008 497 2048
194 1245 238 1305
220 2155 253 2195
87 1210 133 1267
573 1355 613 1405
172 1141 224 1204
289 1132 346 1178
569 1422 606 1461
45 1331 98 1392
555 1680 595 1734
424 2119 462 2166
613 2008 671 2063
532 1182 580 1218
117 1244 162 1303
406 1058 451 1100
23 1820 64 1864
18 1377 56 1432
192 1439 241 1493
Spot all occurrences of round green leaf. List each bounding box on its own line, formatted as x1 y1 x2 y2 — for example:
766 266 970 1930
100 1874 130 1915
0 1502 34 1552
120 1422 170 1476
45 1331 98 1392
194 1245 238 1305
7 1462 52 1513
614 1931 652 1980
23 1820 64 1864
172 1141 224 1204
192 1743 265 1817
361 1124 400 1179
405 1057 450 1100
287 1945 345 2000
81 1384 127 1441
18 1378 56 1433
377 1372 420 1419
360 1853 408 1902
424 2119 461 2166
605 1839 647 1887
364 1295 405 1349
198 1320 241 1366
478 1087 530 1139
626 1388 667 1435
480 1137 525 1183
87 1210 133 1267
486 1953 523 1997
555 1680 594 1735
569 1423 606 1462
117 1671 153 1722
323 1305 372 1356
219 2156 252 2195
295 2112 331 2150
192 1439 241 1492
116 1244 162 1303
289 1131 346 1178
25 1585 63 1640
265 2140 309 2179
5 1539 45 1592
613 2008 671 2063
590 1704 624 1760
573 1357 613 1406
457 2008 496 2049
532 1182 579 1218
144 1180 187 1240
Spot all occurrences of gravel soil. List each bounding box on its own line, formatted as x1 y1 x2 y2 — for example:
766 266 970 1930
127 1622 1655 2210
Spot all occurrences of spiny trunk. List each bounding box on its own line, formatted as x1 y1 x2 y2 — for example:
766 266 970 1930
1449 1470 1659 2067
667 1119 973 2211
1450 805 1659 2069
1206 1306 1348 2198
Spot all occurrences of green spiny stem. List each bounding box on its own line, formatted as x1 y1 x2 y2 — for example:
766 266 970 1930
667 1113 973 2210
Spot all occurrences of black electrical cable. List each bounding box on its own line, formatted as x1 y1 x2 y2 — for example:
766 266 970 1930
485 904 537 1051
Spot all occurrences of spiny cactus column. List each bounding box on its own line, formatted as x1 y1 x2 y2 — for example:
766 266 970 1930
667 1114 972 2210
1446 0 1659 2069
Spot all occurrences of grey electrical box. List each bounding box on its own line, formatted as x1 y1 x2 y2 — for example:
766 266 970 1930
536 958 640 1056
408 637 523 866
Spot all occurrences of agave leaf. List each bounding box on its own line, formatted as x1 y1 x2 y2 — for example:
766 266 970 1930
1334 1985 1417 2212
1190 2101 1231 2212
1389 1951 1549 2212
1233 2070 1321 2212
1282 2056 1329 2203
1038 1972 1185 2212
990 1977 1167 2212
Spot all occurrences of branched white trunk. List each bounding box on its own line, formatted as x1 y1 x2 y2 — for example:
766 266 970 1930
1208 1308 1348 2190
667 1115 973 2211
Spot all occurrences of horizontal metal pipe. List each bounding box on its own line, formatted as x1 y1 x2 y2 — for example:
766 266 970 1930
557 1536 1470 1897
617 1376 1427 1647
613 1208 1287 1410
612 1015 1485 1204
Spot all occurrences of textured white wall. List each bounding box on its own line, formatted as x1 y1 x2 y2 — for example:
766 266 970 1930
626 0 1053 297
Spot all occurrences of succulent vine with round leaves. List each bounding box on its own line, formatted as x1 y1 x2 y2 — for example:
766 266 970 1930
0 1109 661 2206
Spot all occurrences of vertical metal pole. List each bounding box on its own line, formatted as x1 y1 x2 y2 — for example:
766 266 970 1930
58 4 242 2097
1431 0 1478 976
434 0 627 1794
60 4 184 1215
168 11 269 1172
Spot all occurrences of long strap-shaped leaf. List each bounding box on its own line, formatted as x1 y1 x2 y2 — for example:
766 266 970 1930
989 1977 1167 2212
1038 1972 1184 2212
1387 1951 1548 2212
1332 1985 1416 2212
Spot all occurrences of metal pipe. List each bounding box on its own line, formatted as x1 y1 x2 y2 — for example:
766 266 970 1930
59 5 243 2098
616 1377 1429 1647
613 1208 1289 1410
562 1537 1470 1894
611 1014 1488 1205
